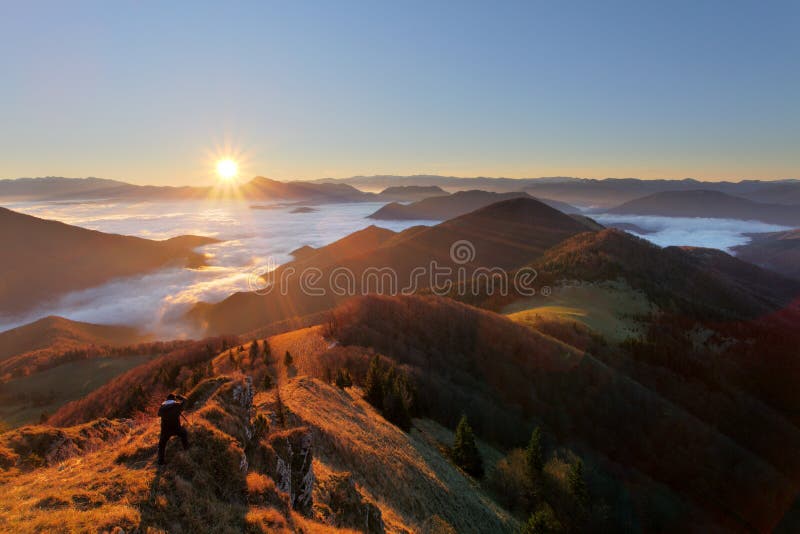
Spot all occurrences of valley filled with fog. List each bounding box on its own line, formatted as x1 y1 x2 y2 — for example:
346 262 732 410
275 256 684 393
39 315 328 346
0 198 789 335
0 200 435 335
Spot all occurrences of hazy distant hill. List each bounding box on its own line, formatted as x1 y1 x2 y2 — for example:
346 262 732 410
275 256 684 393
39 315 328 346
376 185 448 201
0 176 375 204
191 197 595 334
0 207 217 314
745 181 800 205
608 189 800 225
239 176 373 202
318 175 800 208
733 230 800 280
7 175 800 208
367 190 580 220
0 177 127 200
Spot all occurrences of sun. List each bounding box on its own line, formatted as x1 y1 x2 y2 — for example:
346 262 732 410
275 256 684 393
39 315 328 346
216 159 238 181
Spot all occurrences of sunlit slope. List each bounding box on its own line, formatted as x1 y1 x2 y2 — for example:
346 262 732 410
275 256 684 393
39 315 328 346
0 315 146 361
504 282 652 343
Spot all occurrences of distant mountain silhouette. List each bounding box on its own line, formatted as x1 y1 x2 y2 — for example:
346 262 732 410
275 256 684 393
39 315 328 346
239 176 373 202
191 197 595 334
0 207 217 314
608 189 800 225
7 175 800 208
368 190 578 220
376 185 448 201
745 181 800 205
733 230 800 280
0 177 127 200
0 176 375 204
318 175 800 208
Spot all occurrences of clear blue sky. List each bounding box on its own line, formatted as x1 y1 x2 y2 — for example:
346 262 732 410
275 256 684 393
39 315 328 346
1 1 798 185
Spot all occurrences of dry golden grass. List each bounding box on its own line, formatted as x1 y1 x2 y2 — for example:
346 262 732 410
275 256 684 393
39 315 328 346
280 376 518 533
0 375 355 533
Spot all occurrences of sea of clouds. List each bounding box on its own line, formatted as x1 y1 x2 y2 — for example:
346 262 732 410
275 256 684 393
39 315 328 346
0 200 436 336
590 213 791 251
0 200 789 336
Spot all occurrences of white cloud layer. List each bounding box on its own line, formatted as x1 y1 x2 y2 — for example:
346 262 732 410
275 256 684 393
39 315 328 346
590 214 791 251
0 200 436 336
0 200 788 337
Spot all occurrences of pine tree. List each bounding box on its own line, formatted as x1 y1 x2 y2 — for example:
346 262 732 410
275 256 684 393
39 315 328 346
451 414 483 477
364 355 384 408
283 350 293 367
568 459 589 509
383 378 411 430
526 427 544 480
250 341 260 360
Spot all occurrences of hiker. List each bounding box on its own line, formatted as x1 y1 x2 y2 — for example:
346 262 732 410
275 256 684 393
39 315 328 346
157 393 189 465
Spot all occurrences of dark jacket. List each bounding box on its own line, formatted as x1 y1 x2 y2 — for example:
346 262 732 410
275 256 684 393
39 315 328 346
158 395 186 434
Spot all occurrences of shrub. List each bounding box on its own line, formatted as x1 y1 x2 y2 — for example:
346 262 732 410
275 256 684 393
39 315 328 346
263 373 274 390
334 368 353 389
520 507 561 534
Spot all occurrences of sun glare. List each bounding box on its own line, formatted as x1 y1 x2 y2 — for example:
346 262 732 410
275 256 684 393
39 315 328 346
216 159 238 181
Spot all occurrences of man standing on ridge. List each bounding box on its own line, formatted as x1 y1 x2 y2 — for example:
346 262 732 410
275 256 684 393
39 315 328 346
157 393 189 465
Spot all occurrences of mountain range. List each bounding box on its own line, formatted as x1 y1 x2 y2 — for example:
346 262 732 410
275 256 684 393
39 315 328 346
2 190 800 532
5 176 800 210
316 175 800 207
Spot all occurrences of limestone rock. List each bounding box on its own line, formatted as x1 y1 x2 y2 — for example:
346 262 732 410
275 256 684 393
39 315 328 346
269 427 315 512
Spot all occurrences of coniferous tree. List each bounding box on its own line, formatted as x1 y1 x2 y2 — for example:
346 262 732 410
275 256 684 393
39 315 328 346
452 414 483 477
250 341 260 360
364 355 384 407
283 350 293 367
263 373 274 390
568 459 589 509
383 379 412 430
526 427 545 480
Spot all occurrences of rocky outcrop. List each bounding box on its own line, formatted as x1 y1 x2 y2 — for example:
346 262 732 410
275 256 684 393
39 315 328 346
268 427 315 512
315 471 384 533
0 418 132 472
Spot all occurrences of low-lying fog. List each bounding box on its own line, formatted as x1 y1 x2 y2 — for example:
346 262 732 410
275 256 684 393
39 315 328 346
590 214 790 251
0 200 435 336
0 200 789 336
